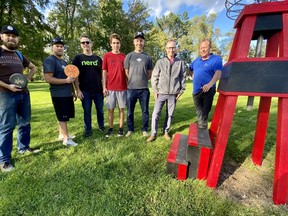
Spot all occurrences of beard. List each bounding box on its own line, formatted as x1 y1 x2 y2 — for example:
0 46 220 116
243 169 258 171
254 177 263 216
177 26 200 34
3 41 18 50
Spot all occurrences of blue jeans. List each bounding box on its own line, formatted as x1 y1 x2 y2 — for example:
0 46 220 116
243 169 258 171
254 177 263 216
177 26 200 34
81 91 104 132
0 92 31 163
127 89 150 132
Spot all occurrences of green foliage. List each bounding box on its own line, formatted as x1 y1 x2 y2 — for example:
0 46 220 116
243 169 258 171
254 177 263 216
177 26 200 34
0 1 236 78
0 0 52 77
0 82 286 215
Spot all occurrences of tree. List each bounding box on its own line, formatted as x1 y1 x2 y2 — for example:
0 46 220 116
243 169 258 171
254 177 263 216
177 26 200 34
150 12 221 66
94 0 126 54
0 0 52 76
46 0 80 61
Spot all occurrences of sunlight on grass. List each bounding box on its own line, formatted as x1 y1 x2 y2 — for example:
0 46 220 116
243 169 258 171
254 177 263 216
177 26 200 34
0 82 286 215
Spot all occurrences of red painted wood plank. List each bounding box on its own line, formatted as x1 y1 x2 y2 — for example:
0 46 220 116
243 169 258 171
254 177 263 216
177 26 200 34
197 147 212 180
188 123 198 147
281 12 288 57
266 32 280 57
177 164 188 180
273 98 288 204
252 97 271 165
234 15 256 58
167 133 181 163
210 93 226 147
206 96 238 188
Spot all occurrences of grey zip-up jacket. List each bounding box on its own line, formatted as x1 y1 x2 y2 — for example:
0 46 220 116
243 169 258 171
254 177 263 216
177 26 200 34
151 57 186 95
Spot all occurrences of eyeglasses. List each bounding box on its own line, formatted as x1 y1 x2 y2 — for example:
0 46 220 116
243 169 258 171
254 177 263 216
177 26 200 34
166 47 176 50
81 41 90 44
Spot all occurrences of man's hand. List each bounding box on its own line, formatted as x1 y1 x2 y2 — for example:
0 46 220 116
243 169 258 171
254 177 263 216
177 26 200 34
9 84 23 92
103 88 108 97
202 83 212 93
176 92 182 100
72 91 77 101
66 77 76 83
153 93 158 101
77 89 84 100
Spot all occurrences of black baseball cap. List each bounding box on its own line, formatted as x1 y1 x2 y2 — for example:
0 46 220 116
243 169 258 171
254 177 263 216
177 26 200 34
1 25 19 36
51 37 64 45
134 31 145 40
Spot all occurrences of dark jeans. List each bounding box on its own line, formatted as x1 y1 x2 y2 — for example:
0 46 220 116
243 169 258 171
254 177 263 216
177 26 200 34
193 87 216 124
0 92 31 163
127 89 150 132
81 91 104 132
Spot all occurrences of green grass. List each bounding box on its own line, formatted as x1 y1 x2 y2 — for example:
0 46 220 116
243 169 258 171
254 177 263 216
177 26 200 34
0 82 287 215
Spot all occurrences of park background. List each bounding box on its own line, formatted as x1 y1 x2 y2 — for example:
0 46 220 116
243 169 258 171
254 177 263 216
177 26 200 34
1 0 288 215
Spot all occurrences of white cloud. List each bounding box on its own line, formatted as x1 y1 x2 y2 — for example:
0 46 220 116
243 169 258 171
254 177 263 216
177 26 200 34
146 0 226 17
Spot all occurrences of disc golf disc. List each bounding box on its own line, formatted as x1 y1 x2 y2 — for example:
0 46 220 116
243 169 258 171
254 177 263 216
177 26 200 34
64 64 79 78
9 73 28 88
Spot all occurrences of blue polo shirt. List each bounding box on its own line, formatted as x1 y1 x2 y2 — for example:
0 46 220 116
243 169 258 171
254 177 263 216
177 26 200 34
189 54 222 94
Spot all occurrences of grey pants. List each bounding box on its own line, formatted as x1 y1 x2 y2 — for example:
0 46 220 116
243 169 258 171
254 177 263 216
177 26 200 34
150 94 177 136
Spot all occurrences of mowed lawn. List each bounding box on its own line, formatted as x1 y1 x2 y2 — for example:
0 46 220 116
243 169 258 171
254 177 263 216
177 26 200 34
0 81 287 216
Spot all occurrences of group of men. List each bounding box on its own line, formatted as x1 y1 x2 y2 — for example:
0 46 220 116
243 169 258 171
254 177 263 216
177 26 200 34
0 24 223 172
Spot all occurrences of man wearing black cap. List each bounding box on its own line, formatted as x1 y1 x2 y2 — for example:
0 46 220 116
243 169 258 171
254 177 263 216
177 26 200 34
43 37 78 147
72 35 105 137
124 31 153 137
0 24 38 172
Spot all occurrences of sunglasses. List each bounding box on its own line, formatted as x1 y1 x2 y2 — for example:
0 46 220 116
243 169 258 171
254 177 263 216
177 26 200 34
81 41 90 44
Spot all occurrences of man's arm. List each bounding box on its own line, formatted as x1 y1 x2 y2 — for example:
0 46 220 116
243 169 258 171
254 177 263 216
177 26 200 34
44 73 75 85
26 62 36 81
125 69 129 79
151 61 160 100
176 62 187 100
0 80 22 92
102 69 108 97
74 77 84 100
147 69 153 80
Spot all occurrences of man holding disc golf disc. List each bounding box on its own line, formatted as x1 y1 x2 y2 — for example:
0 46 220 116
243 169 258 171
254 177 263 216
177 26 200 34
72 35 104 137
0 24 38 172
43 37 78 147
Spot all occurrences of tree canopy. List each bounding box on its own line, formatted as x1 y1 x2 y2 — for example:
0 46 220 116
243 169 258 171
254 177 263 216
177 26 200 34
0 0 234 80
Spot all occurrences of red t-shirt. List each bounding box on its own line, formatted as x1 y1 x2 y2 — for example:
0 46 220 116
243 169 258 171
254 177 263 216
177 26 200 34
102 52 127 91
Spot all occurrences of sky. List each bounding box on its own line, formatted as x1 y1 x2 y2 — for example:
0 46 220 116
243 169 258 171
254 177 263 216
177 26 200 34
123 0 257 34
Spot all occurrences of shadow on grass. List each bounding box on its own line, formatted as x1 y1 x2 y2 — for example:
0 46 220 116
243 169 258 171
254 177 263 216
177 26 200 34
215 98 277 187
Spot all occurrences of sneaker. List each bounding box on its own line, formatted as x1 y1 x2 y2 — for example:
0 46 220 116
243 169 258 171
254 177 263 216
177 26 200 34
57 134 76 141
146 135 156 143
99 127 105 132
164 133 171 141
105 128 113 138
125 131 133 137
0 162 15 172
63 139 78 147
142 131 148 137
118 128 124 137
198 122 208 129
18 147 40 154
84 131 92 137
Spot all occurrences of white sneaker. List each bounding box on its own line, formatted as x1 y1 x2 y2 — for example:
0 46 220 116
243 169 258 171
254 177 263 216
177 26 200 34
57 134 76 141
125 131 133 137
63 139 78 146
142 131 148 137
